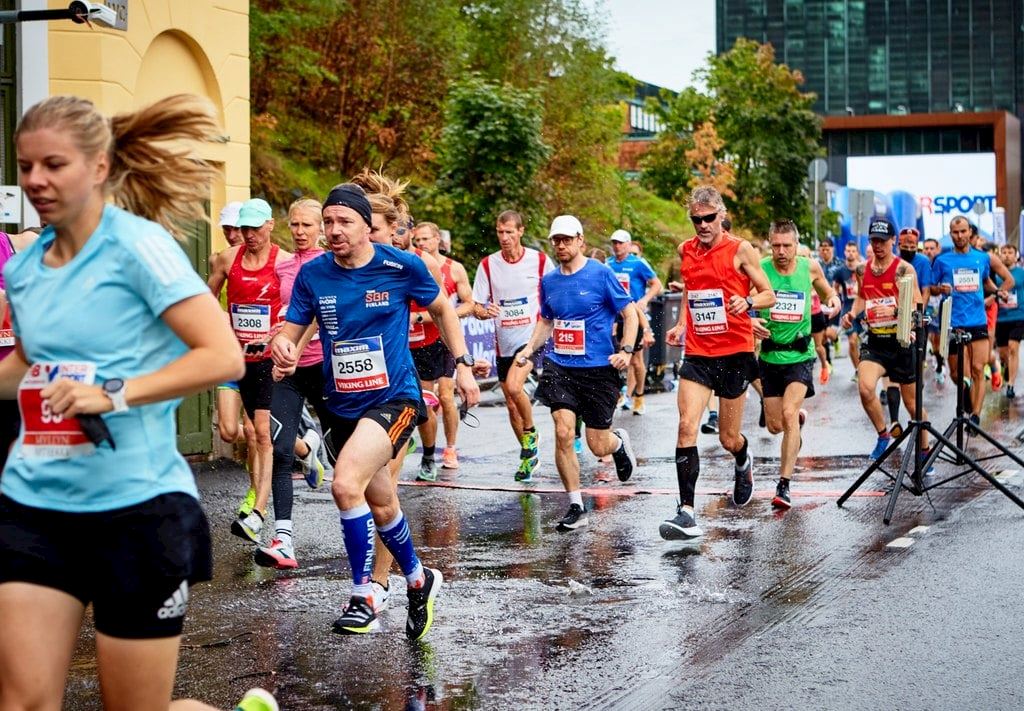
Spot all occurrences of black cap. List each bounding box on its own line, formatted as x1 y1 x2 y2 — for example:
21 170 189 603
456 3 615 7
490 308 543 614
868 218 895 239
323 183 373 226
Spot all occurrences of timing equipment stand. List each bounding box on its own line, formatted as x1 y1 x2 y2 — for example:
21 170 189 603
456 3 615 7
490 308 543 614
838 297 1024 524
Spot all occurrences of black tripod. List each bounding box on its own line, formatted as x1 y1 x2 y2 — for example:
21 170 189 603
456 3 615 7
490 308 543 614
838 312 1024 523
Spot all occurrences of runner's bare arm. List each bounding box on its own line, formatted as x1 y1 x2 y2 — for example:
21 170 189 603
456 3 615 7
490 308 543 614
666 285 687 346
452 262 476 318
426 291 480 406
414 252 446 324
810 260 841 313
43 293 244 417
206 246 235 297
637 275 663 312
736 241 776 312
990 252 1015 297
518 316 554 365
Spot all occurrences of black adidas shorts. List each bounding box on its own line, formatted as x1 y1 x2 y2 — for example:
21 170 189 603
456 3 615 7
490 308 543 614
0 492 212 639
323 399 425 461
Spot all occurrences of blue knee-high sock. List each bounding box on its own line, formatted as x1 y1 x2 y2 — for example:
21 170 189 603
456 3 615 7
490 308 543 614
377 510 424 587
339 504 375 598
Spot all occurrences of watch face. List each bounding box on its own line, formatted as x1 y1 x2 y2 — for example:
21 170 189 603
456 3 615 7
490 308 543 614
104 378 124 392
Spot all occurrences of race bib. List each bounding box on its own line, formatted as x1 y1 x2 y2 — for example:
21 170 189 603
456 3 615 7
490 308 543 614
616 272 631 295
499 297 532 328
1001 291 1019 310
408 320 426 343
688 289 728 334
770 290 806 322
0 329 13 348
332 336 389 392
17 362 97 459
953 268 980 293
230 303 271 341
553 319 585 356
865 296 898 330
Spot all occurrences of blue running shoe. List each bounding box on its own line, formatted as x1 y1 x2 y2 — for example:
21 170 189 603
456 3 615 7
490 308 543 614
870 433 892 460
573 437 583 455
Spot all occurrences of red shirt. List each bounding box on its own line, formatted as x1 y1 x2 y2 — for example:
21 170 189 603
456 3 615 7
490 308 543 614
226 244 282 361
680 235 754 357
860 257 901 336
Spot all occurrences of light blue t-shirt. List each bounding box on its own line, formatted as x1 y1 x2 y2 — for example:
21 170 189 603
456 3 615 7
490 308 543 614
996 265 1024 323
605 254 657 302
1 205 208 512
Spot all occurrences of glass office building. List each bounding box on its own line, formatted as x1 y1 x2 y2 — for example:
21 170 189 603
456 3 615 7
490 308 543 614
717 0 1024 117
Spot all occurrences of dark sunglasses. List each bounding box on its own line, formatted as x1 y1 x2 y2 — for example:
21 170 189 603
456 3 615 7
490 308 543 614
690 213 719 225
458 398 479 428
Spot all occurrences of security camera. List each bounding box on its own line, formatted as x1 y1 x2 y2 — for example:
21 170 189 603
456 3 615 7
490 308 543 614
68 1 118 28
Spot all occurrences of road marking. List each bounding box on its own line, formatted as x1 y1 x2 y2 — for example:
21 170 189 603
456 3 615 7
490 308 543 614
886 537 915 549
907 526 930 535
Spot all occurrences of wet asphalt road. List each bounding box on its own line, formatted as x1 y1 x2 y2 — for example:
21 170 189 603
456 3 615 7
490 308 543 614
64 353 1024 710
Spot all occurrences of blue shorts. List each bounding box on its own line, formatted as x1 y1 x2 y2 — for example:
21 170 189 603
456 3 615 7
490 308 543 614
216 380 240 392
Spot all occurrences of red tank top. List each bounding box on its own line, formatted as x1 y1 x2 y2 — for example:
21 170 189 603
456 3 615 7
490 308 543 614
409 248 441 349
860 257 901 335
680 235 754 357
226 244 282 361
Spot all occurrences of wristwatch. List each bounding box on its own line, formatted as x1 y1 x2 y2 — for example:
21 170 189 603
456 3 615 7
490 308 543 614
745 295 754 309
455 353 475 368
103 378 129 413
622 344 635 354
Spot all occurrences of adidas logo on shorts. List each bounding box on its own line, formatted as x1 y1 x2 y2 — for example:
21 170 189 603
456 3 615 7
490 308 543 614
157 580 190 619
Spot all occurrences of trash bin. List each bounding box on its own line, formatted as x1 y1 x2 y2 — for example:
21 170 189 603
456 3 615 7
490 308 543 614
646 293 684 392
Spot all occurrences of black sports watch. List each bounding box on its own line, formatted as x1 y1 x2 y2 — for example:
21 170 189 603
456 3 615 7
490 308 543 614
745 295 754 309
455 353 475 368
103 378 129 413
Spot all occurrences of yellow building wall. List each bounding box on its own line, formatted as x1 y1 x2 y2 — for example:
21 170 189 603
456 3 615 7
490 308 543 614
47 0 250 251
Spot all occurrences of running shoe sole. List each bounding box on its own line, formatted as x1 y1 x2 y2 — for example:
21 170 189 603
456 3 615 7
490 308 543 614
406 568 442 641
771 495 792 510
612 428 636 482
230 519 260 544
304 458 325 489
659 519 703 540
556 513 590 531
253 546 299 570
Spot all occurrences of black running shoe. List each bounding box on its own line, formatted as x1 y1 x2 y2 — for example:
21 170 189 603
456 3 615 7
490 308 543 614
658 506 703 540
968 413 980 436
732 451 754 506
406 567 443 641
611 428 636 482
771 478 791 509
556 503 589 531
332 595 380 635
701 414 719 434
758 399 766 428
1008 385 1017 399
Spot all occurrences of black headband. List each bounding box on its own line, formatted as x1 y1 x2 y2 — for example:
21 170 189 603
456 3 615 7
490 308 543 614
323 184 373 226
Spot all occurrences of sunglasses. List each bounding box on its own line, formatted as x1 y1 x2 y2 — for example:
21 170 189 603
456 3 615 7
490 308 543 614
690 213 719 225
458 398 479 428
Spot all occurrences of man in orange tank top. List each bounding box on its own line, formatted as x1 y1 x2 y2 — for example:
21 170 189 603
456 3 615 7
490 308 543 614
840 218 928 462
660 187 776 540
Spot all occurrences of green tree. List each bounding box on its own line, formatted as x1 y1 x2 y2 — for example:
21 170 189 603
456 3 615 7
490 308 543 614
434 77 551 261
643 40 821 235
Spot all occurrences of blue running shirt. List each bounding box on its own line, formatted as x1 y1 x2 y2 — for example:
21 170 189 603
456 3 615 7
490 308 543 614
2 205 208 512
540 258 632 368
996 266 1024 323
932 249 990 328
286 244 440 418
605 254 656 302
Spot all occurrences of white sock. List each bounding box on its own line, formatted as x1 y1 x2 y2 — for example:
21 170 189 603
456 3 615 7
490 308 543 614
275 519 293 544
568 490 584 508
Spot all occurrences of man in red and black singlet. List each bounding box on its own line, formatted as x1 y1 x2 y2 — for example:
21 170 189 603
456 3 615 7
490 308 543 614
208 198 292 543
840 218 928 462
411 221 476 477
660 186 776 541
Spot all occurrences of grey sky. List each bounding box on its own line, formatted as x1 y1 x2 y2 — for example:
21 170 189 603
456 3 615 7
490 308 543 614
599 0 716 91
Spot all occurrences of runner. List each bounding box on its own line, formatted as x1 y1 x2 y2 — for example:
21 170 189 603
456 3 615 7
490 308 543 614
996 243 1024 398
839 218 929 459
253 197 330 570
932 215 1015 426
271 182 480 637
1 93 274 710
659 186 776 540
207 198 292 542
471 210 554 482
755 221 839 508
515 215 637 531
817 237 844 359
921 237 946 381
833 240 864 374
411 221 476 470
606 229 661 415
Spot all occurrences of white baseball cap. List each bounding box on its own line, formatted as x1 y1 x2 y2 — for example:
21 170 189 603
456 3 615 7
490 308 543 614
548 215 584 238
219 201 243 227
610 229 632 243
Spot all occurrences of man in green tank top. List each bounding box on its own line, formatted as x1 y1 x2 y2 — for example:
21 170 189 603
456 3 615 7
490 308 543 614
753 220 840 508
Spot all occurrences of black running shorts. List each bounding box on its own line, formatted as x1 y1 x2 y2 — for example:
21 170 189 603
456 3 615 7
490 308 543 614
811 311 827 334
953 325 991 343
411 340 454 382
323 399 424 461
679 352 758 400
239 358 274 417
496 343 538 383
0 493 212 639
758 358 815 399
996 320 1024 347
534 357 622 429
860 335 916 384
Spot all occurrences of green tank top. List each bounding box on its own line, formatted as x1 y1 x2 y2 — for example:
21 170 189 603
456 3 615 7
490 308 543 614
759 256 816 365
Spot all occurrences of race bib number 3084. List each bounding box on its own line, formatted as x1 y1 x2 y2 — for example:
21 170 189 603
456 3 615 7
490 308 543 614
18 362 97 459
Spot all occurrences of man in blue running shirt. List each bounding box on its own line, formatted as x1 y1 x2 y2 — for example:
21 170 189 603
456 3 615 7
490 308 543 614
517 215 638 532
271 184 480 639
